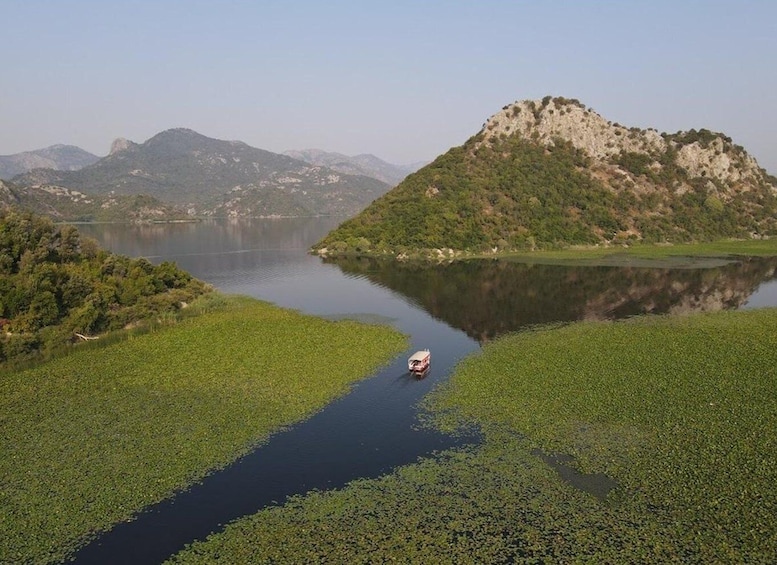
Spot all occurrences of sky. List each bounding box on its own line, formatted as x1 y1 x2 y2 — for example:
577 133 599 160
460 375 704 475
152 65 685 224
2 0 776 172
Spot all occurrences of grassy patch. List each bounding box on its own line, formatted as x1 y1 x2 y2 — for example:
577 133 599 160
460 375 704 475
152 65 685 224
489 238 777 266
168 309 777 563
0 295 407 564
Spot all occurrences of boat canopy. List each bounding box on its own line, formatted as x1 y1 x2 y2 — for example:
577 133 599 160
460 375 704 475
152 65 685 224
409 350 430 362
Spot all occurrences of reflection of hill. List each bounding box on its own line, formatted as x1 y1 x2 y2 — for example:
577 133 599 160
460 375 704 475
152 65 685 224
326 257 777 342
79 217 341 259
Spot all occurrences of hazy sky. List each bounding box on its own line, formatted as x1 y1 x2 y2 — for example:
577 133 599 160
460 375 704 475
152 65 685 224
3 1 776 172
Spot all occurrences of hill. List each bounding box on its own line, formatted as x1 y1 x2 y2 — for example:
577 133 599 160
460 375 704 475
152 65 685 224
0 179 186 222
13 129 391 218
284 149 424 186
313 96 777 256
0 209 210 365
0 144 100 180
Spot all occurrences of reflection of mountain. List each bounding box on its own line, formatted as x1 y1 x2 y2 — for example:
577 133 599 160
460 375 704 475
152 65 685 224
326 257 777 342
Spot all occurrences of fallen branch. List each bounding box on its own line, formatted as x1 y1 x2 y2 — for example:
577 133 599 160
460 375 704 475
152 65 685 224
75 332 99 341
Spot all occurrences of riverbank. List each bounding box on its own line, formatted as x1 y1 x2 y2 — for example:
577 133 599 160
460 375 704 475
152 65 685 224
488 238 777 266
0 295 407 564
316 237 777 266
167 308 777 563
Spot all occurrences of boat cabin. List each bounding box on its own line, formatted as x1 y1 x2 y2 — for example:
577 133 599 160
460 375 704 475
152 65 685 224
408 349 431 374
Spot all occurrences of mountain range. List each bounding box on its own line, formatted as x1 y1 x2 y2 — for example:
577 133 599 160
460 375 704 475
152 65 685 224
314 96 777 256
0 145 100 180
283 149 425 186
10 129 392 219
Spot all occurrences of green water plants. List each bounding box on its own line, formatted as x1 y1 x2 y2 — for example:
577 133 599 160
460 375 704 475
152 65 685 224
168 308 777 563
0 295 406 563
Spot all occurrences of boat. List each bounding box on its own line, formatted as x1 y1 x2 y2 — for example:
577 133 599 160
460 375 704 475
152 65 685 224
408 349 431 374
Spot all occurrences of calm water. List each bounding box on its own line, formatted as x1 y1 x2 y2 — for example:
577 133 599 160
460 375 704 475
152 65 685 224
71 218 777 564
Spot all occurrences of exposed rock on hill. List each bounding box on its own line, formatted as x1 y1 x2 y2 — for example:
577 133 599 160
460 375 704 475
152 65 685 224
0 145 100 180
314 96 777 256
109 137 138 155
0 180 20 209
480 97 771 193
12 129 391 218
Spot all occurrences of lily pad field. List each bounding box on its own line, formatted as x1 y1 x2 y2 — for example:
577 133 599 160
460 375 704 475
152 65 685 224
167 308 777 563
0 295 407 564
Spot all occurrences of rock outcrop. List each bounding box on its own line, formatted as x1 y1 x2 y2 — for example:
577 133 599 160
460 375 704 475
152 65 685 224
480 97 773 201
109 138 137 155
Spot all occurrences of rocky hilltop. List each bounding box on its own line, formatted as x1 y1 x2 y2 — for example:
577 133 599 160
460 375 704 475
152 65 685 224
480 97 771 195
0 145 100 180
13 129 391 218
314 96 777 256
109 137 138 154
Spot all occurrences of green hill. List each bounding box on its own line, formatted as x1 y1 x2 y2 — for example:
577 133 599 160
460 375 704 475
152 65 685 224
313 97 777 256
0 179 187 222
0 209 209 365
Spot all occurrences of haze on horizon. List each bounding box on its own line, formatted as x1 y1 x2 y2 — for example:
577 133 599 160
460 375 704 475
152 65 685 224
3 1 776 173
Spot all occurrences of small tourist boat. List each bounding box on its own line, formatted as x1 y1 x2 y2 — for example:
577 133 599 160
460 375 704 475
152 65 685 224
408 349 431 375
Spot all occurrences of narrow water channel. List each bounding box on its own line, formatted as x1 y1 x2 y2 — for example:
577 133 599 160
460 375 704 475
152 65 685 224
72 329 479 564
72 219 481 564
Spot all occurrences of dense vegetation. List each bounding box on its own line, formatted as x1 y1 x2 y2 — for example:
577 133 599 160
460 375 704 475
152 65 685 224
167 308 777 563
0 294 407 563
0 209 208 365
316 137 619 253
313 127 777 256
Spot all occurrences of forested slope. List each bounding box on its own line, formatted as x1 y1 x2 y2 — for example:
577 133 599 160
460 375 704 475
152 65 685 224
0 209 209 365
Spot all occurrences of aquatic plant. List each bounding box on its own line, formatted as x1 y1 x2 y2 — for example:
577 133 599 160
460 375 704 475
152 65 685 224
429 308 777 560
0 296 406 563
168 308 777 563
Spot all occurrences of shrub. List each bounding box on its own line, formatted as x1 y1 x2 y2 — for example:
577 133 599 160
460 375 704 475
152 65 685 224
704 195 725 213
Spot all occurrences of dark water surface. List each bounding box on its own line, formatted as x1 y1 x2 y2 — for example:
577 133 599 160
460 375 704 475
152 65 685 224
71 219 777 563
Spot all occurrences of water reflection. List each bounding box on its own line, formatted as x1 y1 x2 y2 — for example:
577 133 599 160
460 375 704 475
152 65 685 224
326 256 777 342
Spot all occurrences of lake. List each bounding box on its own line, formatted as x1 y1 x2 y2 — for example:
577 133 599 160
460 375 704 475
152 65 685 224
71 218 777 564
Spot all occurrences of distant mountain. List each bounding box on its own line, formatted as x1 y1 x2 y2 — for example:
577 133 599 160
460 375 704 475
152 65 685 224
314 96 777 256
0 144 100 180
13 129 391 218
284 149 425 186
